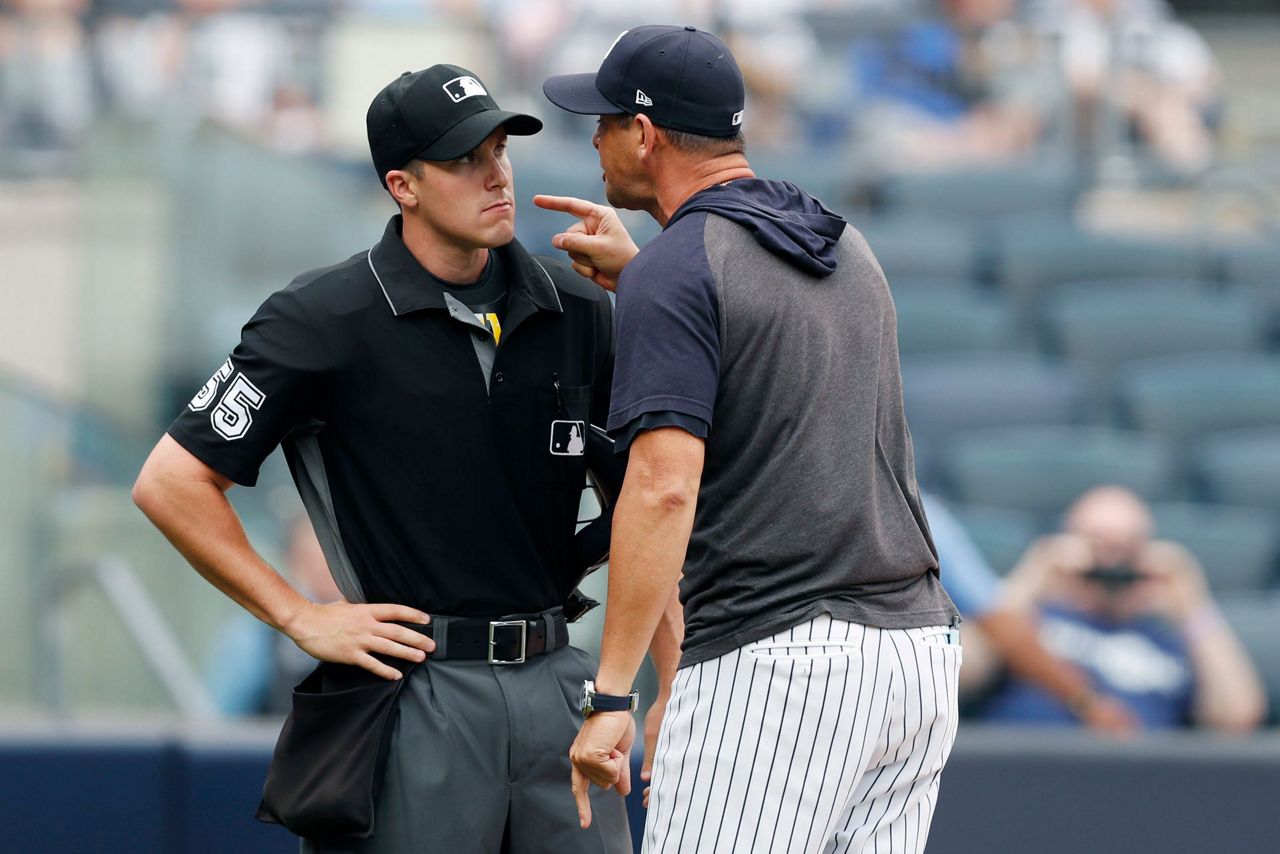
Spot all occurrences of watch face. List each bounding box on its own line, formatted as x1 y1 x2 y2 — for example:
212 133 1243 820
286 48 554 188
580 680 594 717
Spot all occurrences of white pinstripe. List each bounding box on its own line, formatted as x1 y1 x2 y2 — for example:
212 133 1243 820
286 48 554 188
642 615 961 854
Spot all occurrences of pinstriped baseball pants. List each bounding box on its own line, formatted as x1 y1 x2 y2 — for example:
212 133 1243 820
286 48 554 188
642 614 961 854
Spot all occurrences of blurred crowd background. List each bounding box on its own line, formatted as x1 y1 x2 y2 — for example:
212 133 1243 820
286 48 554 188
3 0 1280 741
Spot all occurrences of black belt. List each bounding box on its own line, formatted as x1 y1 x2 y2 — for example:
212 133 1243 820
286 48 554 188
408 608 568 664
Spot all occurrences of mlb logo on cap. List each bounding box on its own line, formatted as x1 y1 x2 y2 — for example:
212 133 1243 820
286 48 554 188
549 420 586 456
443 76 488 103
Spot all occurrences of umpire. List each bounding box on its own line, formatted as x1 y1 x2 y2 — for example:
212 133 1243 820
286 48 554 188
133 64 633 853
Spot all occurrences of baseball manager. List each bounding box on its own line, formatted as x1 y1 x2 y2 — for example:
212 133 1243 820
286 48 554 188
537 25 963 854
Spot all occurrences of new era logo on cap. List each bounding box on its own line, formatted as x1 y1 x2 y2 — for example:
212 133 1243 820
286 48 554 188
443 76 488 103
635 89 653 107
731 110 743 126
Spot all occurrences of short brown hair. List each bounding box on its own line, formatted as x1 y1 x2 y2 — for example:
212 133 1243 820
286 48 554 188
659 126 746 157
613 114 746 157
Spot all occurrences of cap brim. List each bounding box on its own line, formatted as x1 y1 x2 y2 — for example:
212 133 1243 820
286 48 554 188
543 73 627 115
418 109 543 161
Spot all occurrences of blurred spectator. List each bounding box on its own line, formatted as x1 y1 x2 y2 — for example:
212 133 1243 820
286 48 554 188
92 3 187 122
850 0 1043 170
1 0 330 164
719 0 823 150
176 0 330 150
985 485 1267 731
204 514 343 716
0 0 94 153
926 493 1137 733
1033 0 1220 174
532 1 712 135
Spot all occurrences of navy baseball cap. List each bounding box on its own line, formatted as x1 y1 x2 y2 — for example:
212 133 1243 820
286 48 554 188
543 25 745 138
367 64 542 187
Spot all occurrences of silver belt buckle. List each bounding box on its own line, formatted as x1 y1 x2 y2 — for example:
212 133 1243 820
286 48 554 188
488 619 528 664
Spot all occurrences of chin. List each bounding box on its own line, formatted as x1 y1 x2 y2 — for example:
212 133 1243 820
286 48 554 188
603 184 638 211
477 222 515 248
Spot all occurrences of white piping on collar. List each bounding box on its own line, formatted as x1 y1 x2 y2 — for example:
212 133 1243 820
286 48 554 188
367 249 400 316
373 243 561 316
530 257 564 313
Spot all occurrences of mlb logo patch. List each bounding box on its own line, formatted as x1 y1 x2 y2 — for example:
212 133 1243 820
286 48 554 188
443 76 488 103
549 420 586 456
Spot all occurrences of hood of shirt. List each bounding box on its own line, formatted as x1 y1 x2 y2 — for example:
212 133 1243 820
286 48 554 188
668 178 847 278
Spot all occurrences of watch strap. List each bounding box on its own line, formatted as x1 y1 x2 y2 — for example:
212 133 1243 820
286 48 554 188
582 680 639 716
589 690 637 713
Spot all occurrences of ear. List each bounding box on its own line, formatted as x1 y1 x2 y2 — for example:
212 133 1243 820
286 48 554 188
386 170 418 209
633 113 659 161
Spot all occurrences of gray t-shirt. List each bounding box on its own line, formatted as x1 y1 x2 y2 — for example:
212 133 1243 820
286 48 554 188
609 179 957 667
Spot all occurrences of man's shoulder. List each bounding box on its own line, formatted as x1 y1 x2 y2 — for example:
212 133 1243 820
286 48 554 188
628 214 713 275
529 252 611 310
283 250 372 295
277 250 379 317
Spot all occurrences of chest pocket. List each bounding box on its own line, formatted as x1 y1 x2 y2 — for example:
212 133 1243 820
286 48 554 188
535 383 592 486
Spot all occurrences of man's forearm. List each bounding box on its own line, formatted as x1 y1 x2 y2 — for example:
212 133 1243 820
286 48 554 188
1183 606 1267 731
594 428 702 696
647 585 685 700
980 610 1091 704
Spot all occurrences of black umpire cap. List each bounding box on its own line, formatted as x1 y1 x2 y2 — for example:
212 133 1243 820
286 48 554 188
542 25 745 138
367 64 543 187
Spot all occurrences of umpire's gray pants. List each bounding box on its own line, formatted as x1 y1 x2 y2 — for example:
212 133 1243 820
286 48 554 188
303 645 630 854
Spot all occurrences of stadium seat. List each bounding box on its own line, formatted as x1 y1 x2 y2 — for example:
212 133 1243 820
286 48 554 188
942 426 1179 518
1193 428 1280 513
1117 354 1280 446
1219 241 1280 286
902 355 1083 486
1215 593 1280 726
1233 280 1280 343
856 215 981 281
888 276 990 296
1149 502 1280 592
947 503 1041 576
1045 276 1208 305
746 148 860 211
1043 285 1266 411
877 166 1080 218
996 225 1202 316
1218 242 1280 340
894 288 1022 357
1043 283 1263 365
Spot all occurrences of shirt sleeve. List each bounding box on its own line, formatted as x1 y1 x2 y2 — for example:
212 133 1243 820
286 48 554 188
167 288 329 486
606 218 721 437
591 288 615 428
922 493 1000 617
611 410 710 455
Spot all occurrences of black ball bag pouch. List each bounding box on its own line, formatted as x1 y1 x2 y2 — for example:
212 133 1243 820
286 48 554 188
255 656 417 843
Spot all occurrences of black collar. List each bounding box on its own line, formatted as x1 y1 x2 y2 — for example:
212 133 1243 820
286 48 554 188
366 215 563 317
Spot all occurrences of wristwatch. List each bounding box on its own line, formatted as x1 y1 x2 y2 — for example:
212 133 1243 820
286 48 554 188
580 680 639 718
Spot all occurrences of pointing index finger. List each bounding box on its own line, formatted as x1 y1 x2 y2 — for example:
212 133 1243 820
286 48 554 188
533 194 601 219
571 767 594 828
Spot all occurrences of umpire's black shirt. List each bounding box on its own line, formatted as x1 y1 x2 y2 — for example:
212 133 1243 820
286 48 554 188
168 216 614 616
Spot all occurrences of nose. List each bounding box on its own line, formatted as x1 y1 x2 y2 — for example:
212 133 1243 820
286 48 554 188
591 124 601 150
485 152 509 191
